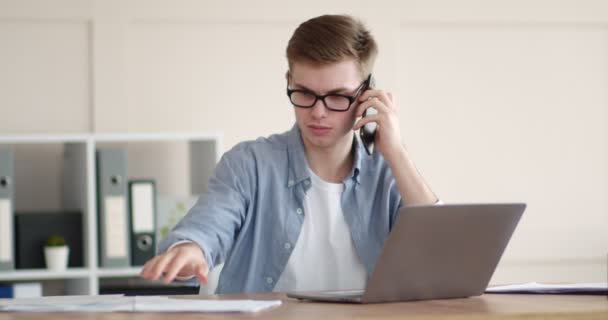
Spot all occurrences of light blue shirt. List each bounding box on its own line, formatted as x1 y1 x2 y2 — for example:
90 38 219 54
158 124 403 293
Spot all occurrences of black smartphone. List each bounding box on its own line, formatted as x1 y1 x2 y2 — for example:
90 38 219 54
359 74 376 155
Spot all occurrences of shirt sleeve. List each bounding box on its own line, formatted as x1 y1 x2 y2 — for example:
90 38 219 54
157 145 253 272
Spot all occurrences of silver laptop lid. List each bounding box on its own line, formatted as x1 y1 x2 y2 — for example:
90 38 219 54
362 203 525 303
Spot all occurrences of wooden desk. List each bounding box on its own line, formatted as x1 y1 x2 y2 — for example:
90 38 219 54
0 293 606 319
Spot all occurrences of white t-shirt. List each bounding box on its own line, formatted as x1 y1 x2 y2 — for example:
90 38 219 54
273 172 367 292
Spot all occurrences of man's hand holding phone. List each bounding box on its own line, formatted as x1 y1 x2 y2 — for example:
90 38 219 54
140 242 209 285
353 78 404 160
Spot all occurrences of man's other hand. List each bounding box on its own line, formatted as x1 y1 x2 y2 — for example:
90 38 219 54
140 242 209 285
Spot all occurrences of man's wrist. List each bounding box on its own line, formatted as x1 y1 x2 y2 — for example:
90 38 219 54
167 240 193 252
383 144 410 168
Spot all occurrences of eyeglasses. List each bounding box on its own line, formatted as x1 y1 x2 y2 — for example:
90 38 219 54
286 74 371 112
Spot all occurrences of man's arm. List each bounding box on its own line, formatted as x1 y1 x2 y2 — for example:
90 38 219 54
141 146 252 284
383 146 439 205
354 89 439 205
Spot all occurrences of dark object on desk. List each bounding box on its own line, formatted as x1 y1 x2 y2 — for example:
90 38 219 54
128 180 157 266
100 285 199 296
14 210 83 268
288 203 526 304
99 277 198 296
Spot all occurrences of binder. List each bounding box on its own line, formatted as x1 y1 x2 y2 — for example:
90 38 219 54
128 180 157 266
96 149 131 267
0 149 14 271
0 282 42 298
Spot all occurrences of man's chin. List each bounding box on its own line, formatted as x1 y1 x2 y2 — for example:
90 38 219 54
303 134 336 150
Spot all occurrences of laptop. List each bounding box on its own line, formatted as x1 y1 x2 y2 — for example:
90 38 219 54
287 203 526 304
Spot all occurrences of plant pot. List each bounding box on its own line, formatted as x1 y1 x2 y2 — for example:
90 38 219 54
44 246 70 270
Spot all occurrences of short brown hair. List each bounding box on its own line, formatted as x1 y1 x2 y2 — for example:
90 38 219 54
286 15 378 78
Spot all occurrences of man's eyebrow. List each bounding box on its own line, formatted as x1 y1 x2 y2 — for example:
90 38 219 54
291 82 353 94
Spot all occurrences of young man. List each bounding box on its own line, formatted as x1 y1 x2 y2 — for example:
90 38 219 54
141 15 439 293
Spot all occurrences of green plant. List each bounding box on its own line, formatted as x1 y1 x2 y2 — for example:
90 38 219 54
45 235 67 247
159 200 190 239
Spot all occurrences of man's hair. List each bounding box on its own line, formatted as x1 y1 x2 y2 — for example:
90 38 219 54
286 15 378 78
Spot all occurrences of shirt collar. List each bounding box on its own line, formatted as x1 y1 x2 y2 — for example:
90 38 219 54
286 124 363 188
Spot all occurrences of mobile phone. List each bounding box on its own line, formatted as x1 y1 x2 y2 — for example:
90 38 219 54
360 74 376 156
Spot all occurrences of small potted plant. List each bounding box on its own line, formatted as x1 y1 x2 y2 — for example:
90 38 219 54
44 235 70 270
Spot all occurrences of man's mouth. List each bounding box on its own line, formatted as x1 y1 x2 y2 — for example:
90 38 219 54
308 124 332 135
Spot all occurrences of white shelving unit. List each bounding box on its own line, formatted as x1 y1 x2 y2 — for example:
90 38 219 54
0 132 222 295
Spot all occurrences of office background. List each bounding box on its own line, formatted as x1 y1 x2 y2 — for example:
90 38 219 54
0 0 606 285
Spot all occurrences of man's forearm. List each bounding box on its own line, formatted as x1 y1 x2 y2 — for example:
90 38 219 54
384 146 438 206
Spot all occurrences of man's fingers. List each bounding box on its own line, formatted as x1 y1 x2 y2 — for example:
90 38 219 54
359 89 390 104
162 254 189 284
353 114 381 131
140 243 209 285
194 264 210 285
141 255 164 279
140 257 156 278
355 98 389 118
147 252 175 281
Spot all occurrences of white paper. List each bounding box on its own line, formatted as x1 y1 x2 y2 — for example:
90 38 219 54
0 295 282 313
486 282 608 294
104 196 127 258
0 295 126 312
131 183 154 232
133 296 282 313
0 199 12 262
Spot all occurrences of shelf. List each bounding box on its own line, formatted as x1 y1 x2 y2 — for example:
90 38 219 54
0 268 91 281
0 132 221 295
0 134 88 144
92 132 223 143
0 132 223 144
96 267 143 278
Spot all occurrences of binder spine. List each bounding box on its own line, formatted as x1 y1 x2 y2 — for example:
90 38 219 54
96 149 131 267
0 149 14 270
129 180 157 266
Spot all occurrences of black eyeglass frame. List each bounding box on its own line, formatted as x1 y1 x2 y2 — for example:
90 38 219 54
286 74 372 112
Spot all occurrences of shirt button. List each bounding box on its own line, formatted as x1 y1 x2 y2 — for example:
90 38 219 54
288 179 294 186
296 208 303 215
304 179 310 185
266 277 274 284
284 242 291 250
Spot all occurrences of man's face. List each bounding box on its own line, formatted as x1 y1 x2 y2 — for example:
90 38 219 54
288 59 364 151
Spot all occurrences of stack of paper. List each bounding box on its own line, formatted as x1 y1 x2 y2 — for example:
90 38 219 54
133 296 282 313
486 282 608 295
0 295 282 313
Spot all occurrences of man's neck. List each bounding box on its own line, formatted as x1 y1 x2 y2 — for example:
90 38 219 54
303 133 354 184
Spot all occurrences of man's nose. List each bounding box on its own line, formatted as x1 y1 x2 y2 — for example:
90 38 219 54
310 99 327 118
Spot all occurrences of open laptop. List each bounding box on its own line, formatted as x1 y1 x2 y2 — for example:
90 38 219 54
287 203 526 304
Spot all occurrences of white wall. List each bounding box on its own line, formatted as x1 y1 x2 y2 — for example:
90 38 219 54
0 0 606 284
